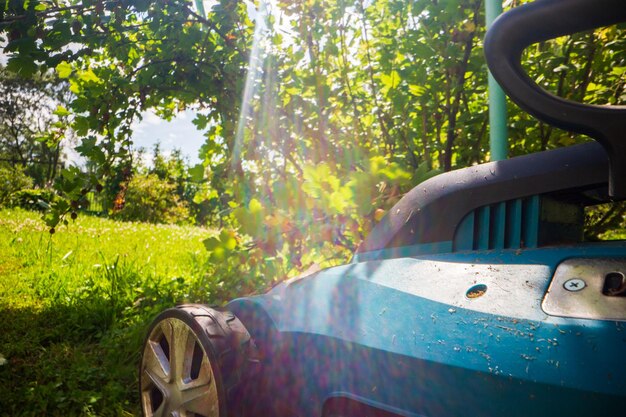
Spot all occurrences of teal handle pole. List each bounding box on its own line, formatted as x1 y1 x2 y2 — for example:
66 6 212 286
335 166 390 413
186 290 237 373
194 0 206 16
486 0 508 161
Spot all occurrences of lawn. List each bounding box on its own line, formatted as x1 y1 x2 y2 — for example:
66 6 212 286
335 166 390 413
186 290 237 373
0 209 234 416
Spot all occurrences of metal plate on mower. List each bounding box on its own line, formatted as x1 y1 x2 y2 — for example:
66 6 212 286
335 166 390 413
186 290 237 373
363 260 552 321
542 258 626 321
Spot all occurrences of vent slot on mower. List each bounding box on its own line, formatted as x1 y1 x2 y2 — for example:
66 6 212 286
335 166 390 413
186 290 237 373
454 195 588 251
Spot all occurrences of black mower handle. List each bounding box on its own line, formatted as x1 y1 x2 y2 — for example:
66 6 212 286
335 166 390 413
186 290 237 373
484 0 626 198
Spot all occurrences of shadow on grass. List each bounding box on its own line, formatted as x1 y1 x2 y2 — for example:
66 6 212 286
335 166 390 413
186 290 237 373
0 296 162 416
0 250 243 415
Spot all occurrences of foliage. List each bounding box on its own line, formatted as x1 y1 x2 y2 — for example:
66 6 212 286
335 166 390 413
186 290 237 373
0 208 246 416
1 0 252 226
0 68 71 186
2 0 625 281
514 23 626 154
113 173 191 224
204 0 484 274
105 144 206 225
148 145 207 222
585 201 626 241
10 187 58 212
151 145 188 186
0 164 33 206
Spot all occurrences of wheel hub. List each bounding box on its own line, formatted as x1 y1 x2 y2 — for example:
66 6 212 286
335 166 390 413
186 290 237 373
141 317 220 417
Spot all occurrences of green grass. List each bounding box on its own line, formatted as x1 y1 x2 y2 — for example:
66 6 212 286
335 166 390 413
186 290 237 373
0 208 238 416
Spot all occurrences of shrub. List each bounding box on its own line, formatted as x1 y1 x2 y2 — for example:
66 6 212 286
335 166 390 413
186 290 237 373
113 173 191 224
0 165 33 207
11 188 58 211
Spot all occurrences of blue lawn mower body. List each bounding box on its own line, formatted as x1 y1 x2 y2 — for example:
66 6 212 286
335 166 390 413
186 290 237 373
139 1 626 416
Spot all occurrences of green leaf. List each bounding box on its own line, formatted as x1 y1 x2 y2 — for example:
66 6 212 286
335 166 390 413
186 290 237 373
52 199 70 213
56 61 72 79
77 69 101 84
233 199 264 236
69 79 81 94
75 137 98 156
7 56 37 77
380 71 401 90
192 114 210 130
203 229 238 261
329 187 353 213
43 211 60 228
188 164 205 182
248 198 263 214
127 47 140 62
54 105 70 117
611 67 626 76
219 229 238 251
408 84 425 97
74 117 90 136
203 236 221 251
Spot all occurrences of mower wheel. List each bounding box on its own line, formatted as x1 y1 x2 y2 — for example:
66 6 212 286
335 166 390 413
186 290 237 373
140 304 257 417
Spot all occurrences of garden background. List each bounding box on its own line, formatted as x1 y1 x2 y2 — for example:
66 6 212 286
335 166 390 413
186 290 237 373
0 0 625 414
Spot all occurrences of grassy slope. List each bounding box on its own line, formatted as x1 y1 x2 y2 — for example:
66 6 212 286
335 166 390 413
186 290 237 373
0 209 221 416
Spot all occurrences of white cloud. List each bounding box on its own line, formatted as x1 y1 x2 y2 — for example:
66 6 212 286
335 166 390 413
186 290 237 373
131 109 204 164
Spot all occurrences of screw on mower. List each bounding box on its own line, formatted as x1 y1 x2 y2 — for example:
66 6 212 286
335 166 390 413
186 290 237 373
563 278 586 292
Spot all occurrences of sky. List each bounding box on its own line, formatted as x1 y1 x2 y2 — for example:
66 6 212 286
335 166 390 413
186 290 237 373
131 110 205 166
59 111 205 168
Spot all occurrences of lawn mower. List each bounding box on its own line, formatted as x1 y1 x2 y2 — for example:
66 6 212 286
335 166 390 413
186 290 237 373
139 0 626 415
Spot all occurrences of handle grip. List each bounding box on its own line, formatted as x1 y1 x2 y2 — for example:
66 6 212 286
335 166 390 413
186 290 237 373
484 0 626 197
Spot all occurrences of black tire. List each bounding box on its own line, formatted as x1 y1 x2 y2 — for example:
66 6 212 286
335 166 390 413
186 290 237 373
139 304 258 417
